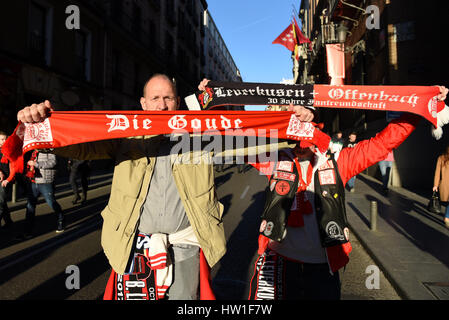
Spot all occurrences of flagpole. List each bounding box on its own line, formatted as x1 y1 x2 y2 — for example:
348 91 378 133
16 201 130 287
292 3 299 19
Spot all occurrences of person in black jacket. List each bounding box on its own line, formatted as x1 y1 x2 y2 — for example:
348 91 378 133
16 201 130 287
344 132 358 192
68 159 90 204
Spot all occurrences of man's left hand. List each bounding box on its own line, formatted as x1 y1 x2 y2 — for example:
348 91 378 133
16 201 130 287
288 104 314 122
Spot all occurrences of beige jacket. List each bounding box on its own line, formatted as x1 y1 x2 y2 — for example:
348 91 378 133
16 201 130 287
56 135 291 274
434 155 449 202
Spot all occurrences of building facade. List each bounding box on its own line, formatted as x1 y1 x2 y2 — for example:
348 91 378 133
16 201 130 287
295 0 449 189
0 0 242 137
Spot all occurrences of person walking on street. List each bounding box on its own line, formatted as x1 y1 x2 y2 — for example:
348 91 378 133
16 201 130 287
433 145 449 228
20 150 65 238
0 131 14 230
344 132 358 192
68 159 90 204
15 74 314 300
249 86 448 300
378 150 395 195
329 130 344 154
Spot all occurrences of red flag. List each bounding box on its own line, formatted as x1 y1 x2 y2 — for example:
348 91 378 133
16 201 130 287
272 23 296 52
293 17 312 50
326 43 345 85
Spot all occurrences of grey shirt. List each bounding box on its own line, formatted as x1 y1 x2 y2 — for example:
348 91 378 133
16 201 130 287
34 152 58 184
138 137 198 261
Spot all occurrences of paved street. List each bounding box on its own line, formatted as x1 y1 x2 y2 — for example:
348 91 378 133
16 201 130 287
211 164 401 300
0 181 111 300
0 166 414 300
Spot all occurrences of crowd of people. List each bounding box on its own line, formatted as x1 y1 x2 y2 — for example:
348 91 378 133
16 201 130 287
0 139 91 239
0 76 448 301
329 130 396 195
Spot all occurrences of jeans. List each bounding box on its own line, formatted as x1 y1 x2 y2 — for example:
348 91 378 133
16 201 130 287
25 182 63 233
445 204 449 219
378 160 393 189
347 176 356 189
69 162 89 199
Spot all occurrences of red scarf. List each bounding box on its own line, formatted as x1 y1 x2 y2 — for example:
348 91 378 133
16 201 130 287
25 150 38 183
187 82 444 127
287 157 315 227
0 111 331 182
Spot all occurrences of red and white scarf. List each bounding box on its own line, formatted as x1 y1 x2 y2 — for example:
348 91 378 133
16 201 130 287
186 81 444 127
1 110 331 182
1 83 444 181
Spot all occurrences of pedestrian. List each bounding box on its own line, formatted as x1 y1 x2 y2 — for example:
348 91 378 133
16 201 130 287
19 149 65 238
16 74 314 300
378 150 395 195
68 159 90 204
0 131 14 230
329 130 344 154
433 145 449 228
344 132 358 192
249 86 448 300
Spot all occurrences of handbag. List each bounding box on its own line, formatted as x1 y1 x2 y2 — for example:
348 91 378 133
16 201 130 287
427 191 441 214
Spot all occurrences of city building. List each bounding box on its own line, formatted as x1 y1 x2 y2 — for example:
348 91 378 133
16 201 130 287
0 0 242 136
294 0 449 189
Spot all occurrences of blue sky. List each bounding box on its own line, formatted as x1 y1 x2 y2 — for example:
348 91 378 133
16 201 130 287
206 1 302 109
206 0 301 83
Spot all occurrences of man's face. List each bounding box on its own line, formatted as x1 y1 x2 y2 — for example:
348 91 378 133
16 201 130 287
0 135 6 148
140 76 179 111
349 134 356 142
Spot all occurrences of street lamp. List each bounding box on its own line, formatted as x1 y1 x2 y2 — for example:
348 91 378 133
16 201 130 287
336 24 350 44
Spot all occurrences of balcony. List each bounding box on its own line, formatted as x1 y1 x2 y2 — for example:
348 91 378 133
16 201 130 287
321 23 340 44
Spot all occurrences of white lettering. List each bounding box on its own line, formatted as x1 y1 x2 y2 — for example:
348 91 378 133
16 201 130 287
65 5 80 30
365 265 380 289
65 265 80 290
106 115 129 132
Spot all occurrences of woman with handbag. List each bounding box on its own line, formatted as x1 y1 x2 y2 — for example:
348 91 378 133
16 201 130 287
433 145 449 228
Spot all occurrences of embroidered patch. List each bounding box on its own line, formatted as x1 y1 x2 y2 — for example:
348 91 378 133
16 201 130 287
286 114 315 140
318 169 336 185
276 160 294 172
264 222 274 236
326 221 345 241
319 160 334 170
273 171 296 182
344 227 350 241
275 180 291 195
22 119 54 150
259 220 267 233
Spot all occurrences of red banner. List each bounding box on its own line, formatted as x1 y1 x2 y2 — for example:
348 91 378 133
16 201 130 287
2 111 331 163
313 84 441 126
186 82 443 127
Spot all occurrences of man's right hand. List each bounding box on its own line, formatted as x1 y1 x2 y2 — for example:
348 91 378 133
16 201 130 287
17 100 53 123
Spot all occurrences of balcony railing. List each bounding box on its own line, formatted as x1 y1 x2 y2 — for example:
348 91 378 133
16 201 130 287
321 22 340 44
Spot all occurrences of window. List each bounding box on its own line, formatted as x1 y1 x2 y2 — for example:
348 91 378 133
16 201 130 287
165 31 174 56
28 1 53 65
75 29 91 81
132 3 142 40
111 50 122 91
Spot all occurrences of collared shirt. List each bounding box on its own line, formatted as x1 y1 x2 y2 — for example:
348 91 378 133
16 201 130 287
138 136 198 261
